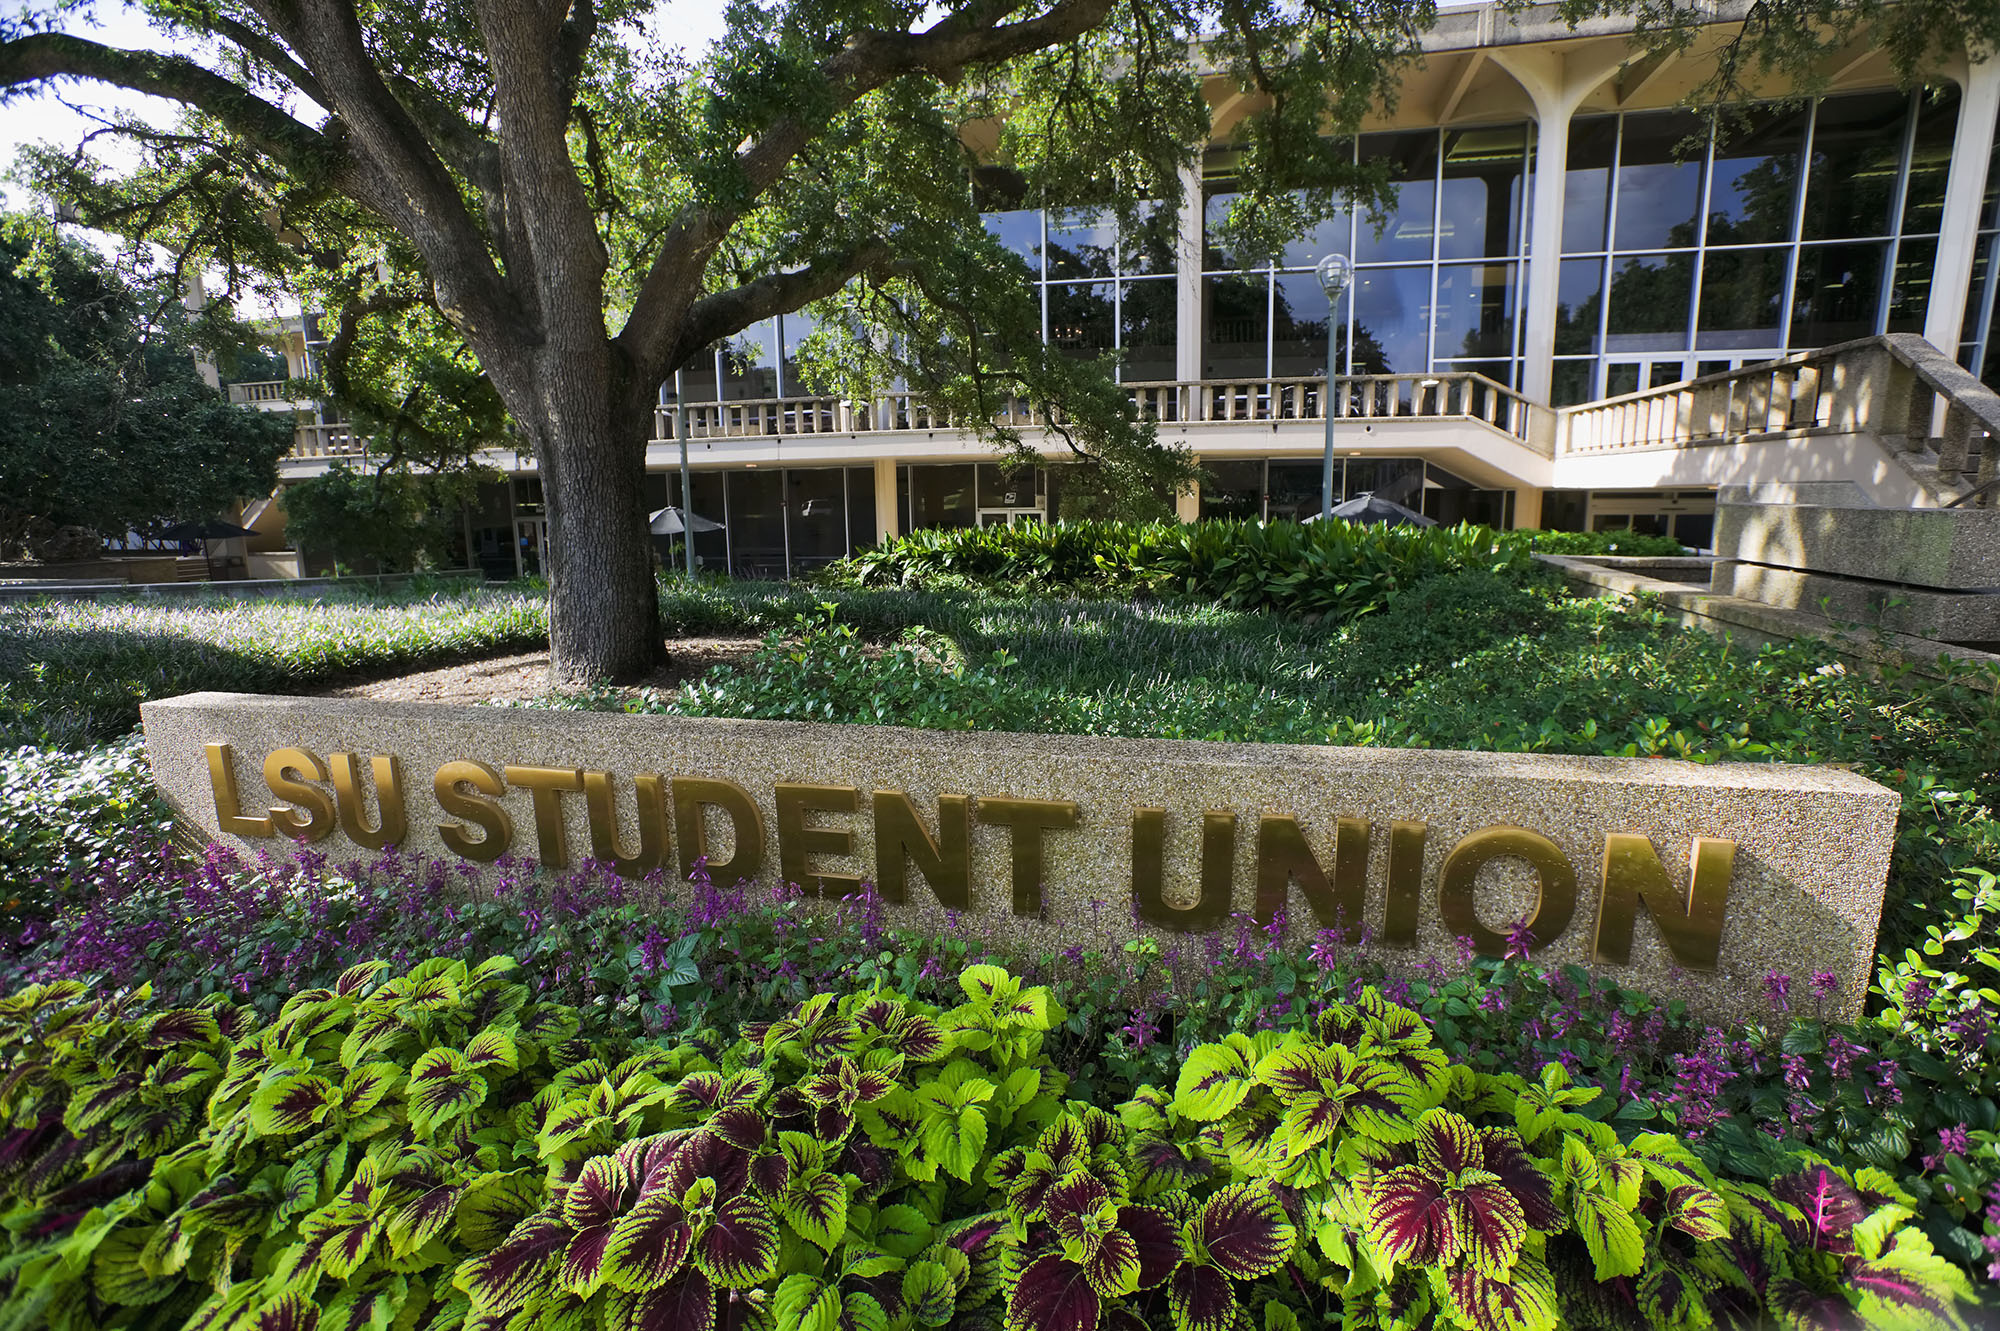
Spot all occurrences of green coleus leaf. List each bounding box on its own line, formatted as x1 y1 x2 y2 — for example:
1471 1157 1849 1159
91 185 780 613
695 1195 781 1289
456 1170 547 1253
248 1069 339 1136
779 1169 850 1253
902 1259 958 1327
465 1026 522 1074
297 1163 390 1281
90 1224 176 1308
387 1183 465 1258
340 1009 408 1069
1664 1184 1730 1242
407 1047 487 1139
1174 1042 1256 1122
923 1104 990 1184
341 1061 402 1116
333 960 391 997
251 1289 322 1331
321 1269 408 1331
453 1209 569 1315
872 1203 933 1259
1436 1255 1559 1331
774 1272 841 1331
1573 1190 1645 1280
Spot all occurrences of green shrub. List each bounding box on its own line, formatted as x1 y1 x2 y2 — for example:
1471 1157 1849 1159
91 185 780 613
1516 529 1689 558
0 960 1971 1331
0 738 171 937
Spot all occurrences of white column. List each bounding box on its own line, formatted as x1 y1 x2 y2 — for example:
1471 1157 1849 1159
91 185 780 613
1518 86 1582 406
873 458 899 542
1175 162 1203 385
1924 54 2000 353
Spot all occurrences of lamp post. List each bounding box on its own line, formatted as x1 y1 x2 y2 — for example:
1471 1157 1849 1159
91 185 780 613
1315 253 1352 522
675 370 695 579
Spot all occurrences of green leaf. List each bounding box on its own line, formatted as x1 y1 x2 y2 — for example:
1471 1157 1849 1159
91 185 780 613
1572 1191 1644 1281
248 1069 339 1136
1174 1043 1256 1122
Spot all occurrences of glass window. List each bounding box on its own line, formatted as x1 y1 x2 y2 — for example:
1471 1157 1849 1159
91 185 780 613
1887 238 1937 332
906 464 975 531
1204 274 1269 378
1800 91 1907 240
1266 461 1324 521
670 345 721 405
1120 199 1178 276
1604 252 1696 352
778 310 817 397
786 468 847 572
687 471 728 571
1045 210 1117 281
978 463 1040 509
1356 131 1439 264
1271 271 1334 378
1350 265 1432 374
845 468 876 551
1432 262 1516 362
1200 460 1264 520
1551 359 1597 406
1554 258 1604 354
982 211 1042 274
1276 193 1355 270
1696 246 1789 349
1048 282 1115 361
1344 458 1425 508
1563 117 1618 253
1704 107 1807 246
1613 111 1706 251
1901 87 1959 236
1438 124 1526 260
727 469 786 578
1791 242 1888 346
1203 187 1261 270
1120 278 1176 382
721 321 778 401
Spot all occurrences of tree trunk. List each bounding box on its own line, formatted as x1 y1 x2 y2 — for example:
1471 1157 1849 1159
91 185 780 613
534 369 663 686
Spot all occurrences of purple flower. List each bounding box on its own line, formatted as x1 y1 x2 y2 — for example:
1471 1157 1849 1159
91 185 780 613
1763 971 1792 1013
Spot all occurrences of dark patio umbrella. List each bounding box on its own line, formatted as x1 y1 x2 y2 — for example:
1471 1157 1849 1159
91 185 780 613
647 506 724 536
1307 492 1437 528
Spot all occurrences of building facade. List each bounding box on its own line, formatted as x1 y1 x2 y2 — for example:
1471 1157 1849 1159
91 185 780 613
244 2 2000 579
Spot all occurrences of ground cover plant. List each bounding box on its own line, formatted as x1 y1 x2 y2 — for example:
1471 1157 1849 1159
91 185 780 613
0 952 1976 1331
0 579 548 748
3 519 2000 1312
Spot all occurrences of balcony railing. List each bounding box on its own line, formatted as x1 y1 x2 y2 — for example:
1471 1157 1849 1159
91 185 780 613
291 423 371 459
227 380 295 405
647 371 1552 458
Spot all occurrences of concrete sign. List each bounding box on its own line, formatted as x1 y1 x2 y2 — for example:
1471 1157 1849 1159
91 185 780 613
141 692 1900 1022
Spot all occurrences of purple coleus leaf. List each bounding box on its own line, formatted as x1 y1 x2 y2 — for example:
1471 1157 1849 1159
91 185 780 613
558 1154 636 1298
695 1195 780 1289
1765 1277 1865 1331
1121 1203 1181 1291
1364 1164 1450 1267
1008 1254 1100 1331
1477 1130 1562 1232
454 1210 569 1314
1770 1168 1867 1256
887 1013 949 1061
252 1291 319 1331
617 1270 716 1331
602 1191 695 1293
1129 1133 1214 1195
1167 1261 1238 1331
1198 1183 1297 1281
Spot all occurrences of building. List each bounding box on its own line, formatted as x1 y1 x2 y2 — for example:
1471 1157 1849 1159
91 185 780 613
234 1 2000 579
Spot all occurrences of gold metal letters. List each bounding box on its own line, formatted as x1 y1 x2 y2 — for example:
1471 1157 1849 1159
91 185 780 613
263 747 334 843
1439 825 1577 956
975 797 1080 917
204 743 273 838
1132 808 1236 933
434 759 513 862
672 776 765 887
328 752 407 851
502 766 585 869
1380 821 1428 945
871 790 971 908
1592 833 1734 969
775 783 862 898
582 771 669 879
1256 814 1368 937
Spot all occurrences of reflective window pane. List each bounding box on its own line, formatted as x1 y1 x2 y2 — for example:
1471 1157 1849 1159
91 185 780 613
1433 262 1517 361
721 321 778 400
1704 107 1806 245
1200 460 1264 520
1801 91 1906 240
1604 252 1695 352
1271 272 1334 378
1613 111 1706 251
1554 258 1605 354
1276 191 1355 270
786 468 847 573
845 468 876 551
907 463 976 531
1438 124 1526 259
1266 461 1324 521
1047 282 1114 360
1356 131 1439 263
982 211 1042 275
1563 117 1619 252
1203 187 1259 270
778 309 817 397
1350 265 1432 374
727 468 786 578
1902 88 1959 236
1790 242 1888 346
687 471 727 571
1120 278 1176 382
1551 358 1597 406
1204 274 1269 378
1046 210 1117 280
1121 199 1178 275
1696 246 1789 350
978 463 1041 509
1344 458 1424 508
671 344 721 404
1887 238 1937 332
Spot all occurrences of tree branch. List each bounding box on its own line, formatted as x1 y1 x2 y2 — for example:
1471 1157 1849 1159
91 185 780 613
670 239 895 372
0 32 332 171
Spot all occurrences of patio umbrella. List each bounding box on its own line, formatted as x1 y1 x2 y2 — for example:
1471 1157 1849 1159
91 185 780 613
1306 492 1436 528
647 505 724 536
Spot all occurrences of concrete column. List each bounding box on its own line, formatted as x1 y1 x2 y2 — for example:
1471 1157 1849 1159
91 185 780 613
1177 457 1202 523
1513 487 1544 531
873 458 899 542
1924 54 2000 353
1176 163 1203 386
